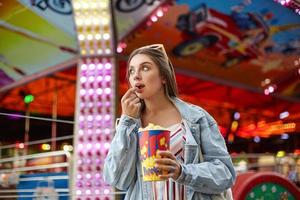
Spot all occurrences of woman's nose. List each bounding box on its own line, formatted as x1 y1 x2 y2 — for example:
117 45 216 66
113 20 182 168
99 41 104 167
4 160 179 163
133 71 141 80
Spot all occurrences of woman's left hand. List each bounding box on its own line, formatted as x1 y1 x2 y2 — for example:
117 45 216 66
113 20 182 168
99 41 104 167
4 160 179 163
155 150 182 180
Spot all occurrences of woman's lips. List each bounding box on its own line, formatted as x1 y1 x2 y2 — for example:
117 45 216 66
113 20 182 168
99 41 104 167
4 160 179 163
135 85 145 93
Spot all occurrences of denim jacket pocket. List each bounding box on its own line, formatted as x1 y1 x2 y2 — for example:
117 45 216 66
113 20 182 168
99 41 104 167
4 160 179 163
184 144 198 164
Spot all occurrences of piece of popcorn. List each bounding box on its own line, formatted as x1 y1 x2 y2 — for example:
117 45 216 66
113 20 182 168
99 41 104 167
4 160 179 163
139 123 167 132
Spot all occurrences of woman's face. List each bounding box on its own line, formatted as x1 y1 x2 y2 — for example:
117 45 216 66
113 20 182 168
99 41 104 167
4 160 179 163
128 53 165 99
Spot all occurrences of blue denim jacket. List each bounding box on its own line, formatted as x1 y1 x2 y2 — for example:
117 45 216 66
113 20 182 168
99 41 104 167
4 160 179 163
103 98 236 200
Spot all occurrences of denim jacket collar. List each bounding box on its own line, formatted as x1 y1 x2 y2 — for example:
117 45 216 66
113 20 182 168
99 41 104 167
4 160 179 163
171 97 204 123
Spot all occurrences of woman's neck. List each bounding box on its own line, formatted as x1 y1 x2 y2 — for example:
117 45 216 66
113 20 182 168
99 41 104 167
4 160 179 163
143 94 173 115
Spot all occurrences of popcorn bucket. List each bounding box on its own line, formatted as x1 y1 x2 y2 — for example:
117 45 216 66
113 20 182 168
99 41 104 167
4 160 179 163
138 125 170 181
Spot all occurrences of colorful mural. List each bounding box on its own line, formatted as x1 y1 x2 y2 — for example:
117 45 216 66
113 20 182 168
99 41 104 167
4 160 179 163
121 0 300 100
0 0 78 92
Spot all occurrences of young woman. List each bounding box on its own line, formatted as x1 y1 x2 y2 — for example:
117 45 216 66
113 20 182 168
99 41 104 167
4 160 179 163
103 44 236 200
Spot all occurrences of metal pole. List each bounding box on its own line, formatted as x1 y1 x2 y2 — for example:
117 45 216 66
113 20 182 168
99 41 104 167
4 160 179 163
51 82 58 151
24 104 30 156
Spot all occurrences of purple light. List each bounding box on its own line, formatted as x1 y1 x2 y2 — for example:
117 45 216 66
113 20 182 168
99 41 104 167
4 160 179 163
88 89 94 95
87 115 93 122
96 88 103 95
104 114 111 121
96 143 101 149
88 76 95 82
97 63 103 70
80 77 87 83
96 76 103 82
89 64 95 70
81 64 87 70
105 63 112 70
77 174 82 180
80 89 86 95
105 88 111 94
87 143 92 149
76 190 82 195
86 173 92 179
104 142 110 149
104 128 110 135
105 75 111 82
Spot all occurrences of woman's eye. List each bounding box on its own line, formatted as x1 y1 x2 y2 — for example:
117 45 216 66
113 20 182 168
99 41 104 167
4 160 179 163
129 69 134 75
142 66 149 71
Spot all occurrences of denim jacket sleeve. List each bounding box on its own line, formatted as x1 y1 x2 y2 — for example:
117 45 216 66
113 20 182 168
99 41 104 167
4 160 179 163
176 111 236 194
103 114 140 190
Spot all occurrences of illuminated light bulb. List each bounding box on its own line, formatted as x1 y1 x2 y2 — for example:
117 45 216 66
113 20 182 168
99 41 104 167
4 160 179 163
87 143 92 149
78 129 84 135
78 34 85 41
151 16 158 22
268 86 274 93
87 34 93 40
96 143 101 149
104 189 110 194
81 49 86 55
97 76 103 82
254 136 260 143
105 63 112 69
102 18 109 25
264 89 269 95
117 47 123 53
233 112 240 120
78 144 83 149
279 111 289 119
105 48 111 54
80 89 86 95
105 114 111 121
97 63 103 70
157 10 163 17
99 1 108 9
80 76 87 83
105 88 111 94
105 128 110 135
103 33 110 40
85 19 91 26
105 75 111 82
77 174 82 180
81 64 87 70
96 88 103 95
95 34 101 40
104 142 110 149
86 173 92 179
87 115 93 121
88 89 94 95
97 49 103 55
73 2 81 10
76 190 82 195
85 189 91 195
89 63 95 70
90 49 95 55
146 20 152 27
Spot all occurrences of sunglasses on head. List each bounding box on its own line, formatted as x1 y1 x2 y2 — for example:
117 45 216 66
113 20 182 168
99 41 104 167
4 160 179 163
139 44 168 60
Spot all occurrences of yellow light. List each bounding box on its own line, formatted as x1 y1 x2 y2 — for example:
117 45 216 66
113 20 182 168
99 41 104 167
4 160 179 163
41 144 51 151
63 145 73 152
81 49 86 55
231 121 239 132
276 151 285 158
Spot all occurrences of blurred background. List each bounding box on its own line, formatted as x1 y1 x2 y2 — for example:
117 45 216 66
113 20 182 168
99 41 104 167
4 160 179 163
0 0 299 199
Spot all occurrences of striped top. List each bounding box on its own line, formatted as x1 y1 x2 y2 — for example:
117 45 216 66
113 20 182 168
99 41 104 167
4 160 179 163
152 122 186 200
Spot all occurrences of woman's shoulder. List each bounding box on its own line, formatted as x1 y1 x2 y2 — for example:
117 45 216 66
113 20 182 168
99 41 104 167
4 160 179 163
172 98 216 124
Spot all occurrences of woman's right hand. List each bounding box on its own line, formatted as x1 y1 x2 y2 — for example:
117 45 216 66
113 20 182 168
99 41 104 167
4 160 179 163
121 88 142 119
